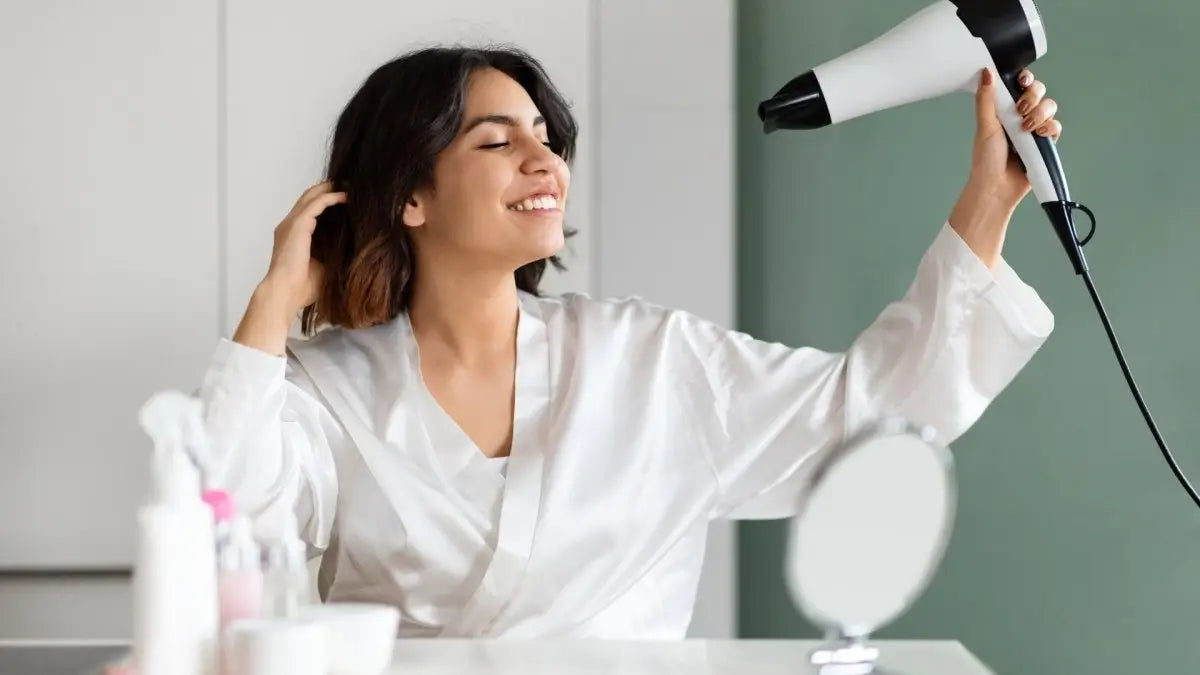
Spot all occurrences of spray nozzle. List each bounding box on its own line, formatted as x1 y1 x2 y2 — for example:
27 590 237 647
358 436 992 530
139 390 212 478
138 390 215 501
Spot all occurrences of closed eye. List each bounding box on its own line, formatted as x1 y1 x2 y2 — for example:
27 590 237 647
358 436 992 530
478 141 554 150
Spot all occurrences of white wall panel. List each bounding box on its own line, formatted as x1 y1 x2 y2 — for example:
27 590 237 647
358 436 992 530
0 0 219 569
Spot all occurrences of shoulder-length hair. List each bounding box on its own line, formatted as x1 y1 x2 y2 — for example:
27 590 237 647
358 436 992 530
301 45 578 335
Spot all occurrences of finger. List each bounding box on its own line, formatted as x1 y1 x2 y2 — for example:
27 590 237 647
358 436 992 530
279 191 346 236
299 191 348 221
974 68 997 127
1018 69 1035 88
292 181 334 211
1035 119 1063 141
1016 80 1046 115
1021 97 1058 131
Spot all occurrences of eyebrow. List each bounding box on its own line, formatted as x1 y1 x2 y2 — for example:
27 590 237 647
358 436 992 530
462 114 546 134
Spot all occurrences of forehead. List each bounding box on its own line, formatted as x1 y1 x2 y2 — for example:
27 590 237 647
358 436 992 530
463 68 540 117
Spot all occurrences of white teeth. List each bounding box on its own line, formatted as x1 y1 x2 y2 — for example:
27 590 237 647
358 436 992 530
509 196 558 211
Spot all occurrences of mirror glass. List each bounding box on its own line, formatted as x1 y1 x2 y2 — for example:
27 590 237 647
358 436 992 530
786 420 956 643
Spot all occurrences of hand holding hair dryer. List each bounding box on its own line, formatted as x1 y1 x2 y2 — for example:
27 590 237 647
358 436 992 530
758 0 1092 275
757 0 1200 516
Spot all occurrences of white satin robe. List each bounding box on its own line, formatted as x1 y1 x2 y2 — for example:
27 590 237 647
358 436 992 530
198 222 1053 638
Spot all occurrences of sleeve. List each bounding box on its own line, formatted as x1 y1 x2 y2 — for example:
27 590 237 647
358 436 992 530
687 222 1054 520
198 337 343 553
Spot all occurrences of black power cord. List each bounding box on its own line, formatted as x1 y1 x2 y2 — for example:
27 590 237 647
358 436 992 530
1066 203 1200 510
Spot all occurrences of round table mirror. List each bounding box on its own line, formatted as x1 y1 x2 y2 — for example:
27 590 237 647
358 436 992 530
784 419 956 674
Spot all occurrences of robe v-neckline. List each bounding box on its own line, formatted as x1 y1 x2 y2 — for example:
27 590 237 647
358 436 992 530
403 305 520 472
401 290 553 635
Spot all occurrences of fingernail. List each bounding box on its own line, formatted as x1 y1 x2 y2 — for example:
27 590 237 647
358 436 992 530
1022 118 1035 131
1017 101 1030 114
1021 72 1033 86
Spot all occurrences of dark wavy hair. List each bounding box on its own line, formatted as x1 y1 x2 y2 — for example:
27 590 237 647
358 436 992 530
301 45 578 335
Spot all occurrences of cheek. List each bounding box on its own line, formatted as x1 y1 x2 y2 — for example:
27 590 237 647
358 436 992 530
431 160 509 231
557 162 572 199
458 161 513 217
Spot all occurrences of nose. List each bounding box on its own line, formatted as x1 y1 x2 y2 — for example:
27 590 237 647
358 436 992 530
520 136 561 175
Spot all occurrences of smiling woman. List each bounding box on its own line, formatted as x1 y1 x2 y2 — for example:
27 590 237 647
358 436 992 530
205 41 1057 639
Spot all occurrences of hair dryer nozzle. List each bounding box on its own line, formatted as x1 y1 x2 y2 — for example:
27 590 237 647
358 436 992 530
758 71 832 133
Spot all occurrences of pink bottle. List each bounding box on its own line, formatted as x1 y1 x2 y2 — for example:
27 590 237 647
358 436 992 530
202 490 263 631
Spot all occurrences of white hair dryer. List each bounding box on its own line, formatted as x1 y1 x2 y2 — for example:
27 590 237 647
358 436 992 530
758 0 1092 275
760 2 1200 522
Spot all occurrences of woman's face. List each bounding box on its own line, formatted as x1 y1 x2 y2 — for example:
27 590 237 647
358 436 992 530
405 68 571 272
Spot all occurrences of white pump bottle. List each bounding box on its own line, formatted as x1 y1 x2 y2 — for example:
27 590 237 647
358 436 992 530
133 391 219 675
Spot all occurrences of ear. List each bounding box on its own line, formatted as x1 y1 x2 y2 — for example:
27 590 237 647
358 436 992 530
401 189 428 228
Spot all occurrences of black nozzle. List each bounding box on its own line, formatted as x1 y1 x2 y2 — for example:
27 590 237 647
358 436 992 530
757 70 832 133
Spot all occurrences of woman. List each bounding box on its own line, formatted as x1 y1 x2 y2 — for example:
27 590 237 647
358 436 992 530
204 46 1060 637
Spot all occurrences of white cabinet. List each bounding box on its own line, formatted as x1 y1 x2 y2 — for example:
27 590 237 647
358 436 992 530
0 0 220 569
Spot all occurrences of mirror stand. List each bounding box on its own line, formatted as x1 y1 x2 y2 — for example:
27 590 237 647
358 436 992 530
810 629 880 675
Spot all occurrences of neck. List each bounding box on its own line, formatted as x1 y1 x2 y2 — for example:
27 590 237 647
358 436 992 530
407 266 520 363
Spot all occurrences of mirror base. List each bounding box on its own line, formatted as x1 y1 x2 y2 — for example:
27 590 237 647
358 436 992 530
810 634 880 674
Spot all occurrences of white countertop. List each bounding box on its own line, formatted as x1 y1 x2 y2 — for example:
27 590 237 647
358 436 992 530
0 637 994 675
385 639 994 675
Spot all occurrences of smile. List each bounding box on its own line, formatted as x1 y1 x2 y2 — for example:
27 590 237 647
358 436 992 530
507 195 559 212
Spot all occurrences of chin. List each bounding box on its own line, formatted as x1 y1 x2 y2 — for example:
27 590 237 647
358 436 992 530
527 240 565 266
498 210 565 264
512 230 565 269
541 228 566 256
530 220 567 253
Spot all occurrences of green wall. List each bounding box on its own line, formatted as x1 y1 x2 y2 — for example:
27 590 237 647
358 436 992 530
736 1 1200 672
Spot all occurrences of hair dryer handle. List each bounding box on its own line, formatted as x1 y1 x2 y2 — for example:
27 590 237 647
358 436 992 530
990 69 1069 204
989 68 1089 274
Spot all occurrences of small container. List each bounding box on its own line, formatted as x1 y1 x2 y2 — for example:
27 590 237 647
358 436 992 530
262 510 310 619
223 617 329 675
218 514 264 630
203 490 265 632
296 603 400 675
202 489 235 541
